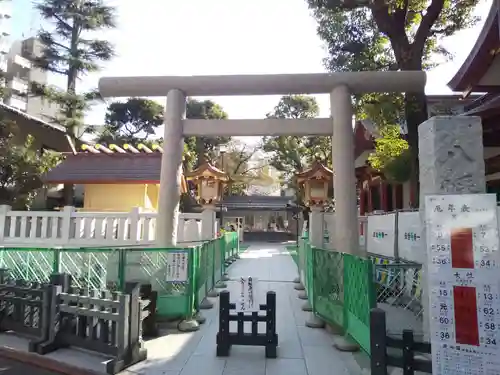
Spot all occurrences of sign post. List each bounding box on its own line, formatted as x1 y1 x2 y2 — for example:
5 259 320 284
166 250 189 282
425 194 500 374
235 277 260 312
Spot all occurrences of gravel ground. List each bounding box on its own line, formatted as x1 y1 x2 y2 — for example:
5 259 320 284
0 357 61 375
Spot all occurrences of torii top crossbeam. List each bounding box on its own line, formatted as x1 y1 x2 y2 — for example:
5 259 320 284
98 71 426 98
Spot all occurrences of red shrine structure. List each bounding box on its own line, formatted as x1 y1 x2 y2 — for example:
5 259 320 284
355 95 480 215
447 0 500 199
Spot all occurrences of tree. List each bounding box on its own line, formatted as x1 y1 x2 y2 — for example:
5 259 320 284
262 95 327 182
216 141 272 196
97 98 164 144
95 97 229 172
308 0 480 202
368 124 412 183
0 121 60 209
185 99 231 167
30 0 117 203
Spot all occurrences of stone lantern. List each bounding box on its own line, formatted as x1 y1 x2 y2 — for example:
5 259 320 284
185 161 230 304
295 160 334 329
295 160 334 207
185 161 229 206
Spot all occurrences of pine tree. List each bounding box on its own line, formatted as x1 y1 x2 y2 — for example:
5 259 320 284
31 0 117 203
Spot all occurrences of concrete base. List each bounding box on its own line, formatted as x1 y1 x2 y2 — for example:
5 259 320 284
301 300 312 312
207 289 219 298
215 281 227 288
294 282 305 291
333 336 360 352
305 312 325 329
195 312 206 324
222 273 230 281
297 290 308 300
234 254 240 259
293 277 300 283
325 323 344 336
199 297 213 310
178 318 200 332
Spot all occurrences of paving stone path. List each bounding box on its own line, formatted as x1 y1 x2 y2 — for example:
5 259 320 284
124 243 367 375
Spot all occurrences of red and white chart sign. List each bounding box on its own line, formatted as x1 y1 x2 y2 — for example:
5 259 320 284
425 194 500 375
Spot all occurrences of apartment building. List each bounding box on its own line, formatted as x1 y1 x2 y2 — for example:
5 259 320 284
4 37 60 122
0 0 11 72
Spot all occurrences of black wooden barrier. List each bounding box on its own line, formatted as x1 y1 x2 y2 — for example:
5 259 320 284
216 290 277 358
370 308 432 375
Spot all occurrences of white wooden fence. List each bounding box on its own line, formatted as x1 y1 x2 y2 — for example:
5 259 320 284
0 205 217 248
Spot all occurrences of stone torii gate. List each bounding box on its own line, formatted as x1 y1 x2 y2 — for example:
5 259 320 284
98 72 426 254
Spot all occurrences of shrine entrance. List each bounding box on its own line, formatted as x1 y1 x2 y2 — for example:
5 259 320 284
98 71 426 255
222 217 244 241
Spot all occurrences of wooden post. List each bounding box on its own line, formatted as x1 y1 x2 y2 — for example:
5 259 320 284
265 291 277 358
370 308 388 375
216 290 231 356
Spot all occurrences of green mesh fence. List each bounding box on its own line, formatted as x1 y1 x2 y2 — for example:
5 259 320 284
343 254 376 353
311 247 344 328
0 231 241 322
303 239 376 355
0 248 55 282
214 237 223 282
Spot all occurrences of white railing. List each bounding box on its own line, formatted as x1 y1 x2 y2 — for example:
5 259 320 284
0 205 216 248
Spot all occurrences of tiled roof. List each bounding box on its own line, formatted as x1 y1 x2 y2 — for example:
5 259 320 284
44 143 188 192
44 153 162 184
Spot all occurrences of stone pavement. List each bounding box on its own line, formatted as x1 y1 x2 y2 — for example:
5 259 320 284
0 356 62 375
123 243 368 375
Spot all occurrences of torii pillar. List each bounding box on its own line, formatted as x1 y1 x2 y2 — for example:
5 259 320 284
98 72 426 250
157 89 185 246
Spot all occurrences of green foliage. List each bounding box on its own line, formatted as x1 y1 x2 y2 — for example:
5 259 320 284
31 0 117 204
266 95 320 119
367 125 411 183
31 0 117 137
0 121 61 209
185 98 231 167
308 0 480 199
97 98 164 143
262 95 329 181
308 0 479 70
94 97 229 172
356 93 410 177
218 143 263 196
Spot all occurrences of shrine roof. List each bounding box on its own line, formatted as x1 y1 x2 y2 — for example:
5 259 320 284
184 161 229 180
44 143 188 192
296 160 333 182
448 0 500 93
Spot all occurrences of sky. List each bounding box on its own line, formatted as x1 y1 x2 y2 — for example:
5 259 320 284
11 0 492 142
